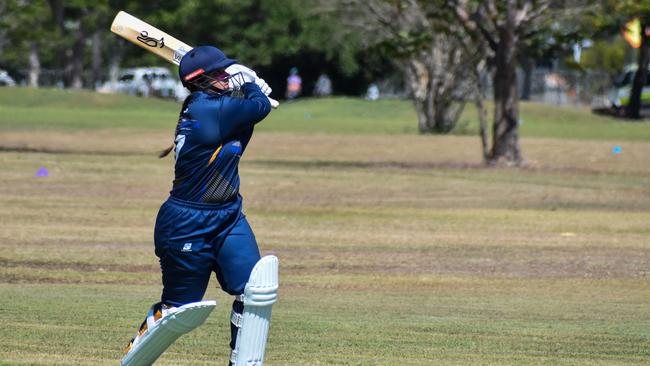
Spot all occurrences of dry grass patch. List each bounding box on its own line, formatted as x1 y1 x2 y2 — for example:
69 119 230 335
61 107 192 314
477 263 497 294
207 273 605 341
1 130 649 365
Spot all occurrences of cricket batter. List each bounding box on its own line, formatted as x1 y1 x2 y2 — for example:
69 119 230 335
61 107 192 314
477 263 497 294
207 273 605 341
122 45 279 366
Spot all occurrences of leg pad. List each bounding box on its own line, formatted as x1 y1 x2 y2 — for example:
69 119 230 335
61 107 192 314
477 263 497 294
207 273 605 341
121 300 217 366
232 255 279 366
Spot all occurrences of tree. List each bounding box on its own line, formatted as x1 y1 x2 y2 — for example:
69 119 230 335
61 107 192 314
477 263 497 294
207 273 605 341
47 0 85 88
450 0 557 165
629 17 650 120
48 0 131 89
615 3 650 120
333 0 479 133
0 0 52 87
116 0 358 96
588 1 650 119
0 0 366 94
579 37 626 75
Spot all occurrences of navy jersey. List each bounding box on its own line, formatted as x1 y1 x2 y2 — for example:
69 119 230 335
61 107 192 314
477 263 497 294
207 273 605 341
169 83 271 203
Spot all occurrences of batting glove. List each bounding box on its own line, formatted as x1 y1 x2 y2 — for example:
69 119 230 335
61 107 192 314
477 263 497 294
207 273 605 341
255 78 272 96
225 64 272 96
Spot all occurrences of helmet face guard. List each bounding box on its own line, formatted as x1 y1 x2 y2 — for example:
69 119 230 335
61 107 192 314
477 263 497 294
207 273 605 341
184 70 246 97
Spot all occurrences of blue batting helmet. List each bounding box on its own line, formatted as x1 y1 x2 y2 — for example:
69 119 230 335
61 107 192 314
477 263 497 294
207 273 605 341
179 46 236 87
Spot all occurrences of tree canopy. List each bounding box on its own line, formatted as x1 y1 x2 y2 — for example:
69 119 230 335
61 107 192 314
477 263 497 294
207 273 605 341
0 0 373 94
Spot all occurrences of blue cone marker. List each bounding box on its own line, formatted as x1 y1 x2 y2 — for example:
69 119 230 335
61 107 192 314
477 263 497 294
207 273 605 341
36 167 49 177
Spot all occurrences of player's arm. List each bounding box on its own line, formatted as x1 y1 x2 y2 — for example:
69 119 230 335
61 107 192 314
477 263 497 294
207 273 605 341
217 83 272 139
191 84 270 146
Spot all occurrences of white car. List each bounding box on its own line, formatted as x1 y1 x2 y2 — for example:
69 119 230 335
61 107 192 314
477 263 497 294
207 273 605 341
0 70 16 86
106 67 186 100
608 65 650 110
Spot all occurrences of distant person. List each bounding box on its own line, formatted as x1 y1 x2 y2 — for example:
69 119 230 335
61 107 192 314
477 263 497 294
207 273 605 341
286 67 302 100
142 73 153 97
366 83 379 101
313 73 332 97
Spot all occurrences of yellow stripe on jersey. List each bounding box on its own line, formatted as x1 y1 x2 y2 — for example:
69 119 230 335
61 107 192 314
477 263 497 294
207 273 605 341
208 145 223 165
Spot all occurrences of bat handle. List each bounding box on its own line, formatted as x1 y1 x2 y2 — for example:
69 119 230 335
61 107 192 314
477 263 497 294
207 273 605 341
268 96 280 109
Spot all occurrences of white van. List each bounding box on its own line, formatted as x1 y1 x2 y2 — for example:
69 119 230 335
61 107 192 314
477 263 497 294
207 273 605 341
0 69 16 86
107 67 187 100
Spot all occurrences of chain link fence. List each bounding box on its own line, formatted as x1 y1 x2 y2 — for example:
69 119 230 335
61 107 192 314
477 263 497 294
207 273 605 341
371 67 615 109
521 68 613 108
11 66 617 110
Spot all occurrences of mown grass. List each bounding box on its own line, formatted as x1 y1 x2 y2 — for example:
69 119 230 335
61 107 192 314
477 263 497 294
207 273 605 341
1 280 649 366
1 87 649 141
0 88 649 365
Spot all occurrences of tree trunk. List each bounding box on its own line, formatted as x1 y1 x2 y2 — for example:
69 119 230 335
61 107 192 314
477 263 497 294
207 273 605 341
409 74 464 134
474 63 489 161
108 42 123 91
48 0 86 89
626 20 650 120
434 99 464 133
521 57 533 101
0 30 5 57
490 20 522 165
404 59 434 133
404 51 466 134
414 100 433 133
91 31 102 89
476 93 489 161
0 1 5 55
70 25 85 89
47 0 68 86
47 0 64 27
28 42 40 87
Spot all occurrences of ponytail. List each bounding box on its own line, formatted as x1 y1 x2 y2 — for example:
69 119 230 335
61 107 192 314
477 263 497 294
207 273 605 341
158 144 174 158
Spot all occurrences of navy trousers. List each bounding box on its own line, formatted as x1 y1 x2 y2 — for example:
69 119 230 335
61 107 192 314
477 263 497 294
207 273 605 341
153 196 261 307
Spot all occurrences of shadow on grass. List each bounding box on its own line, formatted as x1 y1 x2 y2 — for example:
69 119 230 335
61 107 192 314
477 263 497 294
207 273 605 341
249 159 486 171
247 159 620 176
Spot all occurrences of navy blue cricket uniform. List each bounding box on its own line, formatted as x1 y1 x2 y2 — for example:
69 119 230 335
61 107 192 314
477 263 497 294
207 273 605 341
154 83 271 307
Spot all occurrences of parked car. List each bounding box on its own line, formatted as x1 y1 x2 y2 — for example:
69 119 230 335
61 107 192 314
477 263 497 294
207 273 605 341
103 67 187 100
0 70 16 86
608 65 650 110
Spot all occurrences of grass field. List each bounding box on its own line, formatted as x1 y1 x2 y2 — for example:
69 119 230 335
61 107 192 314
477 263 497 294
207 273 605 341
1 87 649 365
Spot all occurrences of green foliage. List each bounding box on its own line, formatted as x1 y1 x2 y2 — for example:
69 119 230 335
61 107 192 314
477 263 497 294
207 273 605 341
375 31 434 59
580 36 628 74
0 0 365 87
613 0 650 18
588 0 650 36
0 0 53 70
119 0 359 73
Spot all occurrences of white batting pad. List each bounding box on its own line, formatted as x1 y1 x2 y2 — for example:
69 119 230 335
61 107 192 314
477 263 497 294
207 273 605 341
121 300 217 366
233 255 279 366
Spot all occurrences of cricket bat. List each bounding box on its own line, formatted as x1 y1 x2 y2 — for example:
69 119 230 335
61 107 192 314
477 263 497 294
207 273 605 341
110 11 279 108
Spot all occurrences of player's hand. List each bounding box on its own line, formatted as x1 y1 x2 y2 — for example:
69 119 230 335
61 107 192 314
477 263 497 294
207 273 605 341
226 64 272 96
225 63 279 109
255 78 272 96
225 64 257 83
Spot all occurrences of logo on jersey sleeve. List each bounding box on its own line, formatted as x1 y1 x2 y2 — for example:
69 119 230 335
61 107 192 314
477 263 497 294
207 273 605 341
178 119 199 133
230 141 242 156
